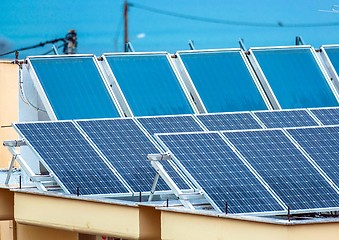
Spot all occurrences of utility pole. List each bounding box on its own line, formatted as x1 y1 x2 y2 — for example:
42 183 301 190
124 0 129 52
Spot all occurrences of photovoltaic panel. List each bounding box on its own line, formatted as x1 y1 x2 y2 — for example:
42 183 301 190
223 129 339 211
196 112 263 131
14 121 128 195
253 109 320 128
156 132 284 214
252 47 338 108
309 107 339 125
322 46 339 78
136 115 204 135
286 126 339 188
29 56 120 120
76 118 189 192
178 50 269 112
104 53 194 116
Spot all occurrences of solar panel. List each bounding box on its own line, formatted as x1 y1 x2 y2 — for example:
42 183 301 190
309 107 339 125
177 50 269 112
14 121 128 195
222 129 339 211
29 56 121 120
76 118 189 192
136 115 205 135
156 132 284 214
196 112 263 131
286 126 339 188
251 47 338 108
322 46 339 78
104 53 194 116
253 109 320 128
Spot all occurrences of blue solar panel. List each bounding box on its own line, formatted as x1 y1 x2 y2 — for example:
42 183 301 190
76 118 189 192
29 56 120 120
156 132 284 214
178 50 269 112
196 112 263 131
136 115 204 135
286 126 339 188
322 46 339 78
310 107 339 125
252 47 338 108
223 129 339 210
14 121 128 195
253 109 320 128
105 53 194 116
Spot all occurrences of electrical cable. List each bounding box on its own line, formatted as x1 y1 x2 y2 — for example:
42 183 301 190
18 66 47 113
130 3 339 28
0 38 65 57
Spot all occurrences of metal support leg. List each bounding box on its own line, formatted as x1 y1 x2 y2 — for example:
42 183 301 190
5 155 17 184
148 173 160 202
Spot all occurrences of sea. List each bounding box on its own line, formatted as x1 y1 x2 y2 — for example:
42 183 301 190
1 0 339 59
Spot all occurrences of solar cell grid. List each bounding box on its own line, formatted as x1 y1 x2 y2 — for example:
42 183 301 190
196 112 263 131
222 129 339 210
253 109 320 128
14 121 128 195
156 132 284 214
76 118 189 192
286 126 339 188
136 115 204 135
310 107 339 125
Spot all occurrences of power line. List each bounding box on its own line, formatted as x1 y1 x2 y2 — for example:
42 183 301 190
129 3 339 28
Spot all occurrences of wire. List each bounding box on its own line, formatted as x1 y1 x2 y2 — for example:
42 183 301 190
130 3 339 28
0 38 65 57
18 66 47 113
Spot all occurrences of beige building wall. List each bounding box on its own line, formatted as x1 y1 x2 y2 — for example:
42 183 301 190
160 210 339 240
16 223 77 240
0 62 18 169
0 220 15 240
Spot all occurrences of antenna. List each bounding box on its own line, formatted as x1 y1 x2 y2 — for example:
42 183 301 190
124 0 129 52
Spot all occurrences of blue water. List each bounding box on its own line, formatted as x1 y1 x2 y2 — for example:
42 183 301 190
1 0 339 58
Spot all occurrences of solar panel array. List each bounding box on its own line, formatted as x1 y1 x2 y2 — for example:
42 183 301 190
14 121 129 195
26 47 339 120
223 129 339 211
156 132 285 214
21 49 339 214
15 107 339 214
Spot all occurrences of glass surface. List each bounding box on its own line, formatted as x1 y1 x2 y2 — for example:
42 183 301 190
223 129 339 210
15 122 128 195
179 51 268 112
253 109 319 128
106 54 194 116
30 57 120 120
253 48 338 108
158 132 283 214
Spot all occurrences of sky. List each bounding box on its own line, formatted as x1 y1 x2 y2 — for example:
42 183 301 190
1 0 339 58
